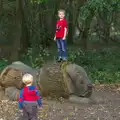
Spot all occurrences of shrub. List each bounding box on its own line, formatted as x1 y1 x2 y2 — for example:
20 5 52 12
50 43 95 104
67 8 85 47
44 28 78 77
22 46 120 84
22 46 50 68
67 47 120 84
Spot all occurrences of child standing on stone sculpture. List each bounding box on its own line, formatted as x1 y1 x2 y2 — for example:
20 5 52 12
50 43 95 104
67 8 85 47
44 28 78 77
54 9 68 62
18 73 42 120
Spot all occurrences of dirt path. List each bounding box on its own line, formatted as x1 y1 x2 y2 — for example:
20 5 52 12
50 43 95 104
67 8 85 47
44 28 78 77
0 89 120 120
43 91 120 120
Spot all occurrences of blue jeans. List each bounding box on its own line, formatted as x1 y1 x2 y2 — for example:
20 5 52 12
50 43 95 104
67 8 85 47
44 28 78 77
56 39 67 59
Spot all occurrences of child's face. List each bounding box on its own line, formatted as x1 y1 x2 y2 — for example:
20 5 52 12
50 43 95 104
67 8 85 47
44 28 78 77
58 11 65 19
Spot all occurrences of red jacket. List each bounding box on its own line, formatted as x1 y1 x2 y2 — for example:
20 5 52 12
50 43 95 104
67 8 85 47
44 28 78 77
18 86 42 109
55 18 67 38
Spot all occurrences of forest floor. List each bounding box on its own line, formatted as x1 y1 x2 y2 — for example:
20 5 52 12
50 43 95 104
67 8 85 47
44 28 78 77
0 85 120 120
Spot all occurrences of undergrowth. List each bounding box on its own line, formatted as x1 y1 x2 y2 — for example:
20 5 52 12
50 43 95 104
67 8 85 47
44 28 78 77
0 45 120 84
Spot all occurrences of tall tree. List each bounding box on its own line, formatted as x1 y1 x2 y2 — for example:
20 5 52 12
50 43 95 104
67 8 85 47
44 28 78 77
9 0 23 62
67 0 74 44
0 0 3 16
68 0 87 44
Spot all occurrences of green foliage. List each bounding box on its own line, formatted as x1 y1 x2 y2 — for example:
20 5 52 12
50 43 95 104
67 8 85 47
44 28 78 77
0 59 8 72
22 46 50 68
1 0 120 85
68 47 120 84
80 0 120 20
30 0 47 4
22 46 120 84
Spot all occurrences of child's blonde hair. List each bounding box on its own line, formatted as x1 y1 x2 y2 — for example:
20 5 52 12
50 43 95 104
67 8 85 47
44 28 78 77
58 9 65 14
22 73 33 85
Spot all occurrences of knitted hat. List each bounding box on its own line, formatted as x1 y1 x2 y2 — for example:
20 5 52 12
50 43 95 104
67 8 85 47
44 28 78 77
22 73 33 84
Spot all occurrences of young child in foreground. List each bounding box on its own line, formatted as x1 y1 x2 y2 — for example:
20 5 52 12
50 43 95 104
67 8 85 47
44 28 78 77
54 9 68 62
18 73 42 120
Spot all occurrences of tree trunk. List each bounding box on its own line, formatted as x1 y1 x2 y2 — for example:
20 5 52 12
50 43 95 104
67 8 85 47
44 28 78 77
80 12 94 49
68 0 74 44
20 1 30 53
9 0 23 63
81 28 89 49
97 11 112 44
51 0 61 36
0 0 3 16
68 0 86 44
103 24 110 44
20 20 30 53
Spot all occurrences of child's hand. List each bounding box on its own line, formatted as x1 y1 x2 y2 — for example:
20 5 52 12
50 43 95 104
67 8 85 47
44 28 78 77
62 37 66 40
54 37 56 41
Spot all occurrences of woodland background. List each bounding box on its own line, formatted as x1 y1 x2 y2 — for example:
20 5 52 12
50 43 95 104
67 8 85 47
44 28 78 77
0 0 120 84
